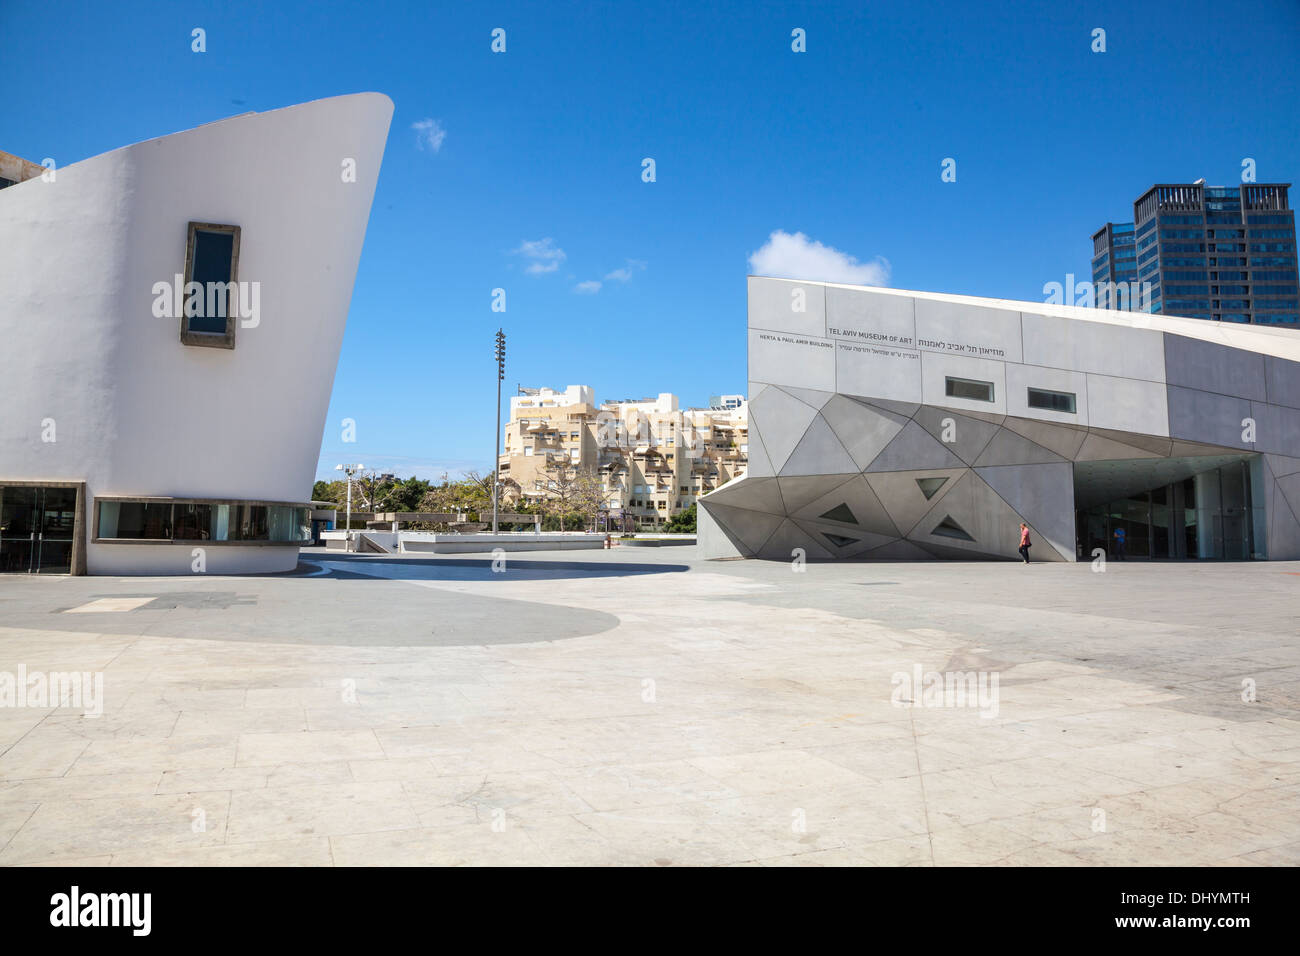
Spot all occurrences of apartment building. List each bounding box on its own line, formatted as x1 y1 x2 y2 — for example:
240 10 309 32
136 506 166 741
498 386 748 528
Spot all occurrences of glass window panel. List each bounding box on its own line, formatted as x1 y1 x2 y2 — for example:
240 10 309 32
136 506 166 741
1027 387 1076 413
227 504 269 540
99 501 173 539
944 377 994 402
188 230 235 334
173 503 214 540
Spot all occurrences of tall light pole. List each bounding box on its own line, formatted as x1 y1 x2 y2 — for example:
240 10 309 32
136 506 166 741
335 463 364 551
492 329 506 533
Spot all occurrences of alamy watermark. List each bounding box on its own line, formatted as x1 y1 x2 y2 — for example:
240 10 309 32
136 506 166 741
0 665 103 717
150 274 261 328
1043 273 1154 311
891 664 999 718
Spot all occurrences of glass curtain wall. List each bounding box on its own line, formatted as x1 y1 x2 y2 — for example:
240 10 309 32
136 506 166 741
1077 460 1256 560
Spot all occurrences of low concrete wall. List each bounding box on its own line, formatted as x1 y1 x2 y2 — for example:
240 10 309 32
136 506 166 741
620 535 696 547
399 533 603 554
321 530 604 554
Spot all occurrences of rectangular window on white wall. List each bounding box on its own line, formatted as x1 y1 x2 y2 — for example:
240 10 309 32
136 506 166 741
180 221 241 349
945 376 995 402
1027 387 1077 414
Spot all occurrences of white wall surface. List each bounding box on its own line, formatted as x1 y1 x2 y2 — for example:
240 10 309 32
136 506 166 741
0 93 393 574
747 277 1183 435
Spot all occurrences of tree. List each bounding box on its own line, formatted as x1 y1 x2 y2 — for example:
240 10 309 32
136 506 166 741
392 476 431 511
353 471 398 513
665 502 697 533
542 458 600 531
311 479 346 504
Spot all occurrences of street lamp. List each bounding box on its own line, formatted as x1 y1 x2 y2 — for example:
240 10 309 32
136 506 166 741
335 463 364 551
492 329 505 533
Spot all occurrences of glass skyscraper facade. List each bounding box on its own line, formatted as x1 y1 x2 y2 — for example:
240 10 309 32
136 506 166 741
1090 222 1138 309
1091 183 1298 326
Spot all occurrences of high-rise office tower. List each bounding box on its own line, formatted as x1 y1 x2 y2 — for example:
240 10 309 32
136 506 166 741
1091 182 1298 325
1090 222 1138 309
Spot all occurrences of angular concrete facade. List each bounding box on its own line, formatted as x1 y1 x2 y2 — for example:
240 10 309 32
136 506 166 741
700 278 1300 561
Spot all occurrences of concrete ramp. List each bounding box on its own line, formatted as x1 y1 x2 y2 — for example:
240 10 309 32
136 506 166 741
358 534 390 553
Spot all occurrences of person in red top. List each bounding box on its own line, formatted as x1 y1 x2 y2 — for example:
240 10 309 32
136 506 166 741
1018 523 1032 564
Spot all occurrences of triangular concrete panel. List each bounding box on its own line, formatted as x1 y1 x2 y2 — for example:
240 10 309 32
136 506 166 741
973 427 1067 467
703 503 787 555
844 394 921 418
698 503 752 558
910 538 1007 561
861 538 935 560
974 462 1075 560
1002 416 1088 459
1087 427 1172 457
863 468 965 537
1276 472 1300 517
933 405 1007 426
1269 480 1300 560
907 470 1063 560
791 474 902 536
1074 432 1165 462
776 474 858 514
791 518 897 558
747 385 819 475
913 405 1003 466
780 414 860 477
744 429 775 477
821 395 908 470
866 421 967 473
778 385 835 410
702 475 786 514
1171 439 1250 458
758 518 835 561
1265 454 1300 478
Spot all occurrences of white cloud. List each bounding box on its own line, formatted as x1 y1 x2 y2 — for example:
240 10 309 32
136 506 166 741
574 280 602 294
747 230 890 286
514 238 566 275
604 259 647 282
411 118 446 153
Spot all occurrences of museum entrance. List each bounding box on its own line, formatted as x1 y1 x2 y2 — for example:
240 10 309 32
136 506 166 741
1074 456 1259 561
0 483 82 573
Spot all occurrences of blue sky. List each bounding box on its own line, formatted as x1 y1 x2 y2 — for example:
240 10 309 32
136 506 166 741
5 0 1299 482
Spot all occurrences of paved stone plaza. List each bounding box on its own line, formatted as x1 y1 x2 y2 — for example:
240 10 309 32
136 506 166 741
1 547 1298 866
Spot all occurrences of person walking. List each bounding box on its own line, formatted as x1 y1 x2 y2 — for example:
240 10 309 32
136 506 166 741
1018 522 1032 564
1113 526 1127 561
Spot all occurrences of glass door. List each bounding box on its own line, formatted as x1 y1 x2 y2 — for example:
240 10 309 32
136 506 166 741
0 486 77 573
0 486 39 573
37 486 76 573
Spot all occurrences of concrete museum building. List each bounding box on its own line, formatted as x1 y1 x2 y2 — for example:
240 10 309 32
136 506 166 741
699 277 1300 562
0 93 392 574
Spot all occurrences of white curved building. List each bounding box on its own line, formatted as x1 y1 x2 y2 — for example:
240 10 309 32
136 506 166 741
0 93 393 575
